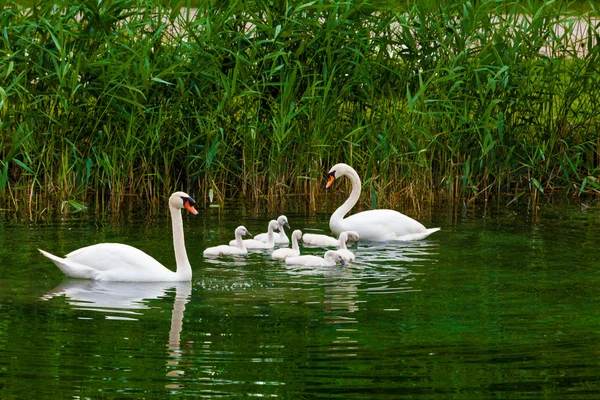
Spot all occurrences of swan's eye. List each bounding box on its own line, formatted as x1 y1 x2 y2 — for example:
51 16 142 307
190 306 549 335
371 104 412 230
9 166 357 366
181 196 195 206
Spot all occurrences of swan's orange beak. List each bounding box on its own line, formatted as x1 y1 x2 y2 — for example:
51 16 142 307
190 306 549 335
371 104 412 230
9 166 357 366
326 174 336 189
184 201 198 215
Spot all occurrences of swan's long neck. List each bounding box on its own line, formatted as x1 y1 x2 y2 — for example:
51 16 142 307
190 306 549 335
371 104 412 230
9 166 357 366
278 224 286 240
330 168 361 231
291 234 299 251
235 232 247 251
338 233 348 250
267 224 275 246
170 206 192 280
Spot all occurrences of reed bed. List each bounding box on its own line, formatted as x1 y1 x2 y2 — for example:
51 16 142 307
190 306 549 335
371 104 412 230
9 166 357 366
1 0 599 213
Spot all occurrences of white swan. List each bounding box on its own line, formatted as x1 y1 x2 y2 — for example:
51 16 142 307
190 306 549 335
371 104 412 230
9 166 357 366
285 250 346 267
229 220 279 249
39 192 198 282
271 230 303 260
326 163 440 241
302 230 360 247
254 215 290 244
336 232 356 262
203 226 252 256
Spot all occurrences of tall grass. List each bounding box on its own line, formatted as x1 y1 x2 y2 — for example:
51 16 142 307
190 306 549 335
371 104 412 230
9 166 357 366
1 0 599 213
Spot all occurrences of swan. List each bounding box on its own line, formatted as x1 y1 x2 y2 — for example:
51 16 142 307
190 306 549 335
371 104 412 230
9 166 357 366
254 215 290 244
335 232 356 262
203 226 252 256
285 250 346 267
39 192 198 282
302 230 360 247
326 163 440 241
229 220 279 249
271 230 303 260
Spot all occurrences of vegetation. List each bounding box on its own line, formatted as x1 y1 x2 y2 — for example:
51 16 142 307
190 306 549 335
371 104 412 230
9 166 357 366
1 0 599 213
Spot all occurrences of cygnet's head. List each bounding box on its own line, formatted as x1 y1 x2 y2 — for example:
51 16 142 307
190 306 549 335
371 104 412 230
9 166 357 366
277 215 291 229
269 220 280 232
292 230 303 242
235 226 252 237
324 250 346 266
346 231 360 243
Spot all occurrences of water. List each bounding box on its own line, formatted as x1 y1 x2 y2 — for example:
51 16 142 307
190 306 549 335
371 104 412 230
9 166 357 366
1 200 599 399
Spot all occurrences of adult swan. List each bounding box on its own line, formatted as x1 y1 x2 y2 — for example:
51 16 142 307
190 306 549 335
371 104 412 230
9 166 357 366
39 192 198 281
326 164 440 242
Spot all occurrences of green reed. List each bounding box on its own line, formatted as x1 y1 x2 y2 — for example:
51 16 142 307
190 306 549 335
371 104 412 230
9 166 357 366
1 0 599 213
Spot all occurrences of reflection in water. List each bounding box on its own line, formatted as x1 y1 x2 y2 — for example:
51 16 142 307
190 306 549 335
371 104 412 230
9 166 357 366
165 282 192 388
323 268 361 359
3 205 597 398
356 239 439 265
41 280 188 317
288 239 439 362
41 280 192 388
202 256 250 268
283 239 438 291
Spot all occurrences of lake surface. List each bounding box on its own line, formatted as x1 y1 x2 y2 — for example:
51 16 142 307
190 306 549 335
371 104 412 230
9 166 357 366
1 199 599 399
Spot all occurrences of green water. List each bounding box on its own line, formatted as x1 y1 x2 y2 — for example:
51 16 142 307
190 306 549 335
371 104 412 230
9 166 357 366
1 201 599 399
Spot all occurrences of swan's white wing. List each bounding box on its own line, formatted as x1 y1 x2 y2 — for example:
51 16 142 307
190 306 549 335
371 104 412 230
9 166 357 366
229 239 267 248
253 233 269 243
252 232 289 244
336 210 434 242
242 239 274 249
271 248 299 260
204 244 247 256
66 243 165 271
301 234 338 246
285 255 325 266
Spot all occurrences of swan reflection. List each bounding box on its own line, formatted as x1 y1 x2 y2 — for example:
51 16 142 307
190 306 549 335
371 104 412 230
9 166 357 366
41 280 192 387
356 239 439 265
41 280 191 318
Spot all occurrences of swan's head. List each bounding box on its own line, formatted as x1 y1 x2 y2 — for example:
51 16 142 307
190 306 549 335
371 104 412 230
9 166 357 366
292 230 303 243
235 226 252 237
170 191 198 215
268 220 280 232
277 215 291 229
325 250 346 266
326 163 352 189
346 231 360 243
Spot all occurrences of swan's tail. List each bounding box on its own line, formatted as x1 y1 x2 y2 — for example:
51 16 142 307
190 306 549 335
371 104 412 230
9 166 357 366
39 249 99 279
395 227 441 241
39 248 65 265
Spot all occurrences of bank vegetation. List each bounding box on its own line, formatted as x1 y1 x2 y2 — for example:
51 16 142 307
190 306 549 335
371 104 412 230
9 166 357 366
1 0 599 213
